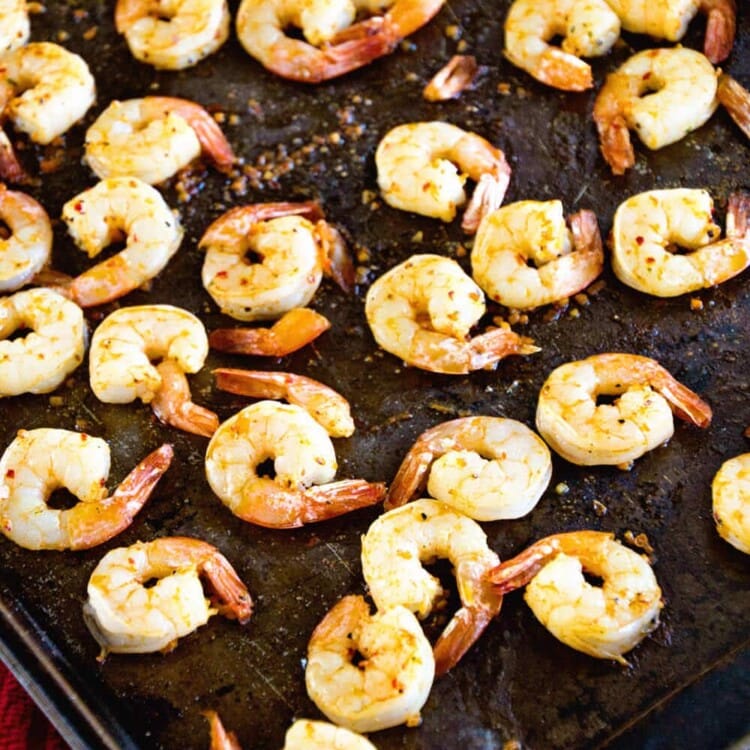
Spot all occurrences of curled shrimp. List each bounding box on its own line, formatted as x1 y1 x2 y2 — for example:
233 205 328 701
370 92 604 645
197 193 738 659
611 189 750 297
60 177 184 307
386 417 552 521
504 0 621 91
84 96 235 185
115 0 231 70
209 307 331 357
83 536 252 655
89 305 218 438
0 184 52 293
593 47 718 176
375 121 511 233
471 201 604 309
200 201 354 322
214 368 354 437
205 401 385 528
488 531 663 664
0 288 86 397
364 254 538 375
0 0 29 54
236 0 445 83
361 498 503 675
717 74 750 141
535 352 712 468
305 595 435 732
712 453 750 555
0 428 172 551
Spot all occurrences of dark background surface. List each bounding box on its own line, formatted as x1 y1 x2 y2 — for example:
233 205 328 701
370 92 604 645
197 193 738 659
0 2 748 748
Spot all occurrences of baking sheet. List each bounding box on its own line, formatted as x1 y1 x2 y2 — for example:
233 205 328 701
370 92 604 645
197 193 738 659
0 2 749 748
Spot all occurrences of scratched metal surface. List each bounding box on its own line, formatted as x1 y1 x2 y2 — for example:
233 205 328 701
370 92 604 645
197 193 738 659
0 2 749 749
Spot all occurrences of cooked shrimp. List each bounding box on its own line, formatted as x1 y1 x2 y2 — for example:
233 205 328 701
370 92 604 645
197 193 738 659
115 0 230 70
236 0 445 83
0 42 96 145
712 453 750 555
504 0 621 92
200 201 353 322
0 428 172 551
361 498 503 675
0 184 52 293
84 96 235 184
593 47 718 175
0 288 86 397
375 122 511 233
209 307 331 357
488 530 662 664
535 352 712 468
471 201 604 309
83 536 252 655
611 189 750 297
364 254 538 375
89 304 218 437
386 417 552 521
205 401 385 528
60 177 183 307
0 0 29 53
717 74 750 141
284 719 378 750
214 368 354 437
305 595 434 732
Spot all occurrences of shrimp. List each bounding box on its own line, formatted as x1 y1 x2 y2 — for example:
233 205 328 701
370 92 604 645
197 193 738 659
611 189 750 297
487 531 663 664
0 0 29 53
0 428 173 551
60 177 184 307
284 719 378 750
235 0 445 83
0 288 86 397
364 254 538 375
84 97 235 185
83 536 252 655
386 417 552 521
0 42 96 145
712 453 750 555
305 595 435 732
199 201 354 322
717 74 750 141
375 122 511 233
205 401 385 528
214 368 355 437
471 201 604 310
208 307 331 357
115 0 230 70
603 0 736 64
89 305 218 438
360 498 503 675
593 47 718 176
535 352 712 468
504 0 621 92
0 184 52 293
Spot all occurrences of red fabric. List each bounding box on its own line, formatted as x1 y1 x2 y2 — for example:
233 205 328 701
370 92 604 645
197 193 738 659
0 662 69 750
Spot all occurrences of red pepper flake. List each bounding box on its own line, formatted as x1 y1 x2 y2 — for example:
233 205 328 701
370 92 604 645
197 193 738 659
635 236 644 245
5 469 14 479
217 270 228 278
645 256 656 264
73 200 85 213
642 71 652 81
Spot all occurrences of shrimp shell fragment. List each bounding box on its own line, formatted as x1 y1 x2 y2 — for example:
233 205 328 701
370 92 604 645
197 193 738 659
361 498 503 675
611 188 750 297
83 536 252 654
488 530 663 664
115 0 231 70
0 288 86 397
535 352 712 467
712 453 750 554
305 595 435 733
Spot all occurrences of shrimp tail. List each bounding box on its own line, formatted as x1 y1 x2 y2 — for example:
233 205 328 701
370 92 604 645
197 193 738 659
424 55 480 102
461 168 512 234
657 381 712 428
487 539 562 594
717 75 750 140
302 480 387 525
202 555 254 624
316 221 355 293
69 254 139 308
204 711 243 750
208 308 331 356
700 0 737 64
432 606 495 677
0 129 30 184
468 328 539 371
384 448 434 510
534 49 593 92
727 191 750 243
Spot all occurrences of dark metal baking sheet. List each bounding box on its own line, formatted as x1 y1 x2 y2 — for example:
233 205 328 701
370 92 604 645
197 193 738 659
1 2 749 749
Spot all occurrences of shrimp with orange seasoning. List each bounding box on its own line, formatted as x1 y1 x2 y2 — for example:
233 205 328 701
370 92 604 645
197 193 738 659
0 0 29 53
84 96 235 185
0 428 172 551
